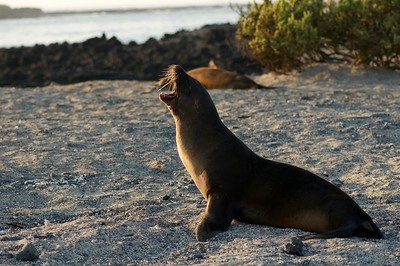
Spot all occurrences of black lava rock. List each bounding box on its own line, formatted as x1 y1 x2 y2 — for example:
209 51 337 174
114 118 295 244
0 24 263 87
15 242 40 261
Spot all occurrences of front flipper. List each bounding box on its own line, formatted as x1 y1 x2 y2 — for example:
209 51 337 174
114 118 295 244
196 193 234 242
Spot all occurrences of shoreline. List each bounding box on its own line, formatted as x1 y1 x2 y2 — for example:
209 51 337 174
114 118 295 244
0 4 238 20
45 4 235 16
0 23 263 88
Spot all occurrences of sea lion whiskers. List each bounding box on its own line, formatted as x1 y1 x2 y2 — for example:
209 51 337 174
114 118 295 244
157 80 173 92
157 79 174 94
158 65 186 103
158 65 181 92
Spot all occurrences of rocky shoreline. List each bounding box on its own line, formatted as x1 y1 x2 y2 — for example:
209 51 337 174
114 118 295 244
0 23 264 87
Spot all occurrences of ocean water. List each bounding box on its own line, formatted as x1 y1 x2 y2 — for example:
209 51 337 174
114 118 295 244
0 5 240 48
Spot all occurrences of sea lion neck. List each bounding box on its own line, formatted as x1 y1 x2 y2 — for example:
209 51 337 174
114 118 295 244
172 88 221 123
174 104 224 134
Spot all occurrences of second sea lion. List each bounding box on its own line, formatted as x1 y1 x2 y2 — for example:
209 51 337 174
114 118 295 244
187 67 273 90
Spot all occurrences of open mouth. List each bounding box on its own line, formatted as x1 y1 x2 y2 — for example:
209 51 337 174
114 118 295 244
158 65 183 102
159 81 178 102
160 89 177 101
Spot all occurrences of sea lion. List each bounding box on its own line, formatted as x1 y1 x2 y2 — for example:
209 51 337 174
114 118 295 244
159 65 382 242
187 67 273 90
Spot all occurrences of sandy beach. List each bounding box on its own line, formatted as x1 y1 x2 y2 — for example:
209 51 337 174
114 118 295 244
0 63 399 265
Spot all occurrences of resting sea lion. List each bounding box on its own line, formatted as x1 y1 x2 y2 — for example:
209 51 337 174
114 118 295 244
187 67 273 90
159 65 382 242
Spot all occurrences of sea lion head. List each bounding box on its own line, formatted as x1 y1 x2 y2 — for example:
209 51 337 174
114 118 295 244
159 65 215 118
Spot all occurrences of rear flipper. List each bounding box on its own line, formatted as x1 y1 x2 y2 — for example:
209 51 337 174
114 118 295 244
300 220 382 240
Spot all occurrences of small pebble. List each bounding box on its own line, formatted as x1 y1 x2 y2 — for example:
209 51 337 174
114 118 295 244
283 237 304 256
162 195 170 201
193 253 204 259
15 242 40 261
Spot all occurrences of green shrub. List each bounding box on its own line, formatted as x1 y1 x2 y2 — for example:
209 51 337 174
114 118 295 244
334 0 400 67
237 0 400 71
237 0 323 71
